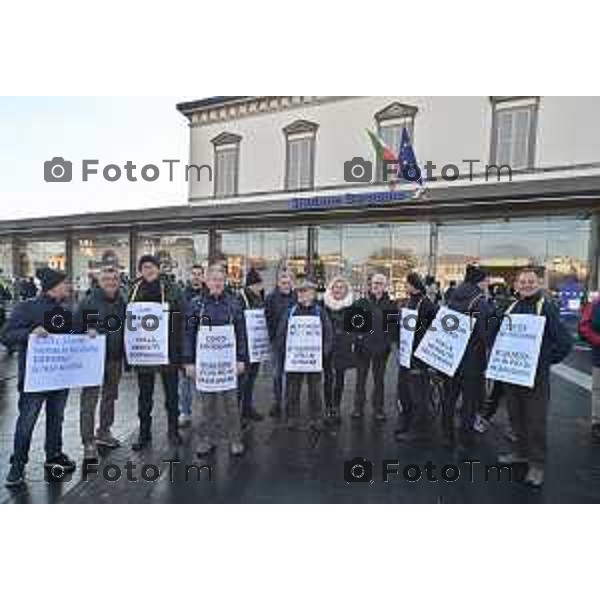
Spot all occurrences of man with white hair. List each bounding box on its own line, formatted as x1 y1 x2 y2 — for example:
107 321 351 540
352 273 397 422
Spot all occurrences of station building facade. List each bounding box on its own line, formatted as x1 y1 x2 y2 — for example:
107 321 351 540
1 96 599 312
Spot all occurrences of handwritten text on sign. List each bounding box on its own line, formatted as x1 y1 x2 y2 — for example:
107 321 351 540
285 315 323 373
245 309 270 364
24 334 106 393
124 302 169 366
196 325 238 392
486 314 546 388
414 307 475 377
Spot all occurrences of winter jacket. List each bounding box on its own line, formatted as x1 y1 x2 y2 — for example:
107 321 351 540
265 288 297 343
238 287 265 310
275 301 333 362
183 292 248 365
354 292 398 355
447 282 499 373
0 294 73 391
579 300 600 367
182 284 207 309
399 291 438 366
323 289 356 370
506 291 572 372
76 287 127 362
128 277 185 365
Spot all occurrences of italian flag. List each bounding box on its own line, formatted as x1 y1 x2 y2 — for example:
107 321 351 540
367 130 398 164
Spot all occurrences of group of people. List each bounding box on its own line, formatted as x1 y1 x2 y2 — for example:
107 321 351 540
0 255 577 490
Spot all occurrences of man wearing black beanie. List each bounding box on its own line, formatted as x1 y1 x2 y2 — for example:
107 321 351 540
128 255 184 452
2 268 76 487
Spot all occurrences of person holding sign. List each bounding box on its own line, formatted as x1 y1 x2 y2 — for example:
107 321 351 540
441 265 497 448
129 255 184 452
497 269 572 488
237 268 266 423
1 268 76 488
183 266 248 457
277 278 332 431
322 276 355 425
395 273 438 438
76 267 127 462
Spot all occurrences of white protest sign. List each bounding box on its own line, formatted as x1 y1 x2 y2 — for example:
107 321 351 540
245 309 270 364
398 308 419 369
414 306 475 377
196 324 238 392
486 314 546 389
24 334 106 393
125 302 169 366
285 315 322 373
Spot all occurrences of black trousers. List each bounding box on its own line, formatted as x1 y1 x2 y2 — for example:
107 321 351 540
286 372 322 420
397 366 429 422
354 351 390 413
323 356 347 411
137 366 179 438
441 365 485 435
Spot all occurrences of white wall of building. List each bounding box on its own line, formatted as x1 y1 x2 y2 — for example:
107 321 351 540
187 96 600 200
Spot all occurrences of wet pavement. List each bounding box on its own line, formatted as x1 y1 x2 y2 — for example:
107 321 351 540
1 349 599 504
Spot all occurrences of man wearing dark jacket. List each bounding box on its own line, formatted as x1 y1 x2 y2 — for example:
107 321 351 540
183 265 248 456
238 268 265 422
395 273 438 437
499 269 573 488
579 297 600 444
2 268 76 487
178 264 206 427
129 255 184 451
276 278 333 430
442 265 497 447
77 267 127 461
264 270 297 418
352 273 397 422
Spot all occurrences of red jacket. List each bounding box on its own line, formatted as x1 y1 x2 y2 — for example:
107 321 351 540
579 301 600 347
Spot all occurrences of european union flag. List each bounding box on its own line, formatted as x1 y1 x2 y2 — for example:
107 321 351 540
399 127 423 185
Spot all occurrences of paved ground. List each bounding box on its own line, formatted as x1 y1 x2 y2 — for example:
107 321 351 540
1 346 599 504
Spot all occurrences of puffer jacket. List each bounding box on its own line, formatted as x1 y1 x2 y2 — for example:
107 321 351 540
323 289 356 370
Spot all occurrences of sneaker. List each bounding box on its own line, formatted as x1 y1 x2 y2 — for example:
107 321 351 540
497 453 528 465
230 441 245 457
269 404 282 419
351 408 364 420
374 411 387 423
178 414 193 428
5 463 25 488
83 443 99 462
592 424 600 444
196 441 216 457
473 414 489 434
242 408 264 422
524 465 545 488
44 453 76 473
95 433 121 449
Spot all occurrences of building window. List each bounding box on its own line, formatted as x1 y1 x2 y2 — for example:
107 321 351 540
212 132 241 198
491 97 539 170
284 120 318 191
374 102 418 181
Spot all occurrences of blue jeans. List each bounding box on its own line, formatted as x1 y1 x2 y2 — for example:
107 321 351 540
179 373 195 417
238 362 260 413
11 390 69 466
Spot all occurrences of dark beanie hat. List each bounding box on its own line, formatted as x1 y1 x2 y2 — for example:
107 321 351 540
138 254 160 270
465 264 488 285
36 267 66 293
406 272 426 294
245 268 263 287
